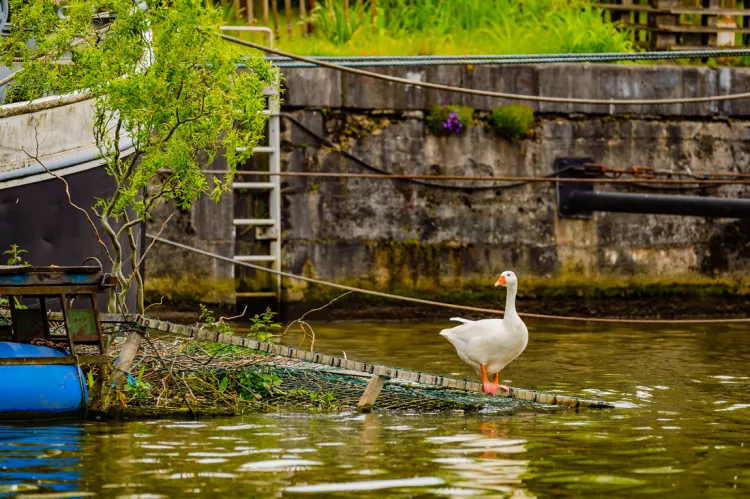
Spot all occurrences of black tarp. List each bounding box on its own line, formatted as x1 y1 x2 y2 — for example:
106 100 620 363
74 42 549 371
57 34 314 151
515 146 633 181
0 167 140 311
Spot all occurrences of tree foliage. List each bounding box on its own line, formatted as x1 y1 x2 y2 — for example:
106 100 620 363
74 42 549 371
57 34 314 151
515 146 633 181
2 0 278 312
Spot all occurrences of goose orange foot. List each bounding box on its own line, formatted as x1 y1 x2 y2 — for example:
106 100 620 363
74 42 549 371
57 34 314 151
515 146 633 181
481 365 510 396
493 372 510 393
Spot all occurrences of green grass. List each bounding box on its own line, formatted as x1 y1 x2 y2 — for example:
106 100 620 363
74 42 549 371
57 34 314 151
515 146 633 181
220 0 632 56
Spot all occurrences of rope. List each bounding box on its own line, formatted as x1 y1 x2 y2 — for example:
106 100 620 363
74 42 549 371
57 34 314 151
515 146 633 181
278 113 563 191
204 114 727 192
222 35 750 106
264 48 750 63
214 169 750 186
270 56 750 68
148 234 750 325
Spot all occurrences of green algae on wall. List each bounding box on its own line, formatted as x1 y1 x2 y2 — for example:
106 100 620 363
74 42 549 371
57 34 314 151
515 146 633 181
145 276 237 307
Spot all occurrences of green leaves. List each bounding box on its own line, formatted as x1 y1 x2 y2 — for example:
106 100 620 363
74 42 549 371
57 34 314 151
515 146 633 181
4 0 276 219
3 244 29 266
4 0 277 312
248 307 281 342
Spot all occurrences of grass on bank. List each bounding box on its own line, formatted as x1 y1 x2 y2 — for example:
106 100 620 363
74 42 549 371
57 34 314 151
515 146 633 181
221 0 633 56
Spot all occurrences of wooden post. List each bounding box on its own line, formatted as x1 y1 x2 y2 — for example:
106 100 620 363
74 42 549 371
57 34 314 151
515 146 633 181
307 0 316 35
610 0 630 27
60 294 75 356
650 0 679 49
246 0 254 25
263 0 269 27
40 296 50 341
357 375 387 412
272 0 279 36
112 329 144 389
704 0 721 48
300 0 307 35
285 0 292 36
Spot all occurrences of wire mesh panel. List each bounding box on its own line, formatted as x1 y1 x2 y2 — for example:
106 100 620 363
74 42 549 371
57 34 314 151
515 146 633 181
85 317 614 416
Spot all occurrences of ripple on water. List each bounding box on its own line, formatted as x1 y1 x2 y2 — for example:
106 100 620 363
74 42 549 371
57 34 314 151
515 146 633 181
115 494 169 499
162 423 208 429
425 435 484 444
195 458 228 464
461 438 527 448
716 403 750 412
160 472 238 480
188 451 251 457
239 459 322 472
285 477 444 493
632 466 684 474
432 487 485 496
216 424 263 431
432 457 475 465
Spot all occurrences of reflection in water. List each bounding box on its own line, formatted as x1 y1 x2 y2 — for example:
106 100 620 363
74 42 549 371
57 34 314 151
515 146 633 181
0 321 749 497
0 425 83 497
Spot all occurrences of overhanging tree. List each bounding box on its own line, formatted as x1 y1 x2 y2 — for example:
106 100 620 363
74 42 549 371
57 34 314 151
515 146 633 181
2 0 277 314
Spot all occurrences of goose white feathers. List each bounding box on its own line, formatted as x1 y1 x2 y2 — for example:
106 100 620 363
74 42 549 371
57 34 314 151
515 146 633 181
440 271 528 395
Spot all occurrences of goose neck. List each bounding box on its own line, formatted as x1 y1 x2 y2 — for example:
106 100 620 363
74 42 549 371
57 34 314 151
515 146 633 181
504 284 519 319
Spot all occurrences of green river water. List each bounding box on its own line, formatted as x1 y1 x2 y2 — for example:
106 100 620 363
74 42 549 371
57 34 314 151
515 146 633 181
1 320 749 498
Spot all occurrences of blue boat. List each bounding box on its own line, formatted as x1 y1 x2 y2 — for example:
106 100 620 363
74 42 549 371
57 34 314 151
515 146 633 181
0 342 87 418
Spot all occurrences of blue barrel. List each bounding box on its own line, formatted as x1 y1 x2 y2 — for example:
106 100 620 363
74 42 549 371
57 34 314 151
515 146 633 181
0 342 88 415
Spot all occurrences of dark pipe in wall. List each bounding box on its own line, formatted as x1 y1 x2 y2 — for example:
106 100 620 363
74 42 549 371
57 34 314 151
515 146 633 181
568 191 750 219
554 156 750 220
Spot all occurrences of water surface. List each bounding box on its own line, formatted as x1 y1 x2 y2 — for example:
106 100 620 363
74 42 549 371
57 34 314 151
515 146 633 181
1 320 749 498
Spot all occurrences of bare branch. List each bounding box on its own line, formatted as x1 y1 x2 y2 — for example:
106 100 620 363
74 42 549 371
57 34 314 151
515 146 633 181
219 306 248 324
276 292 353 349
144 296 165 313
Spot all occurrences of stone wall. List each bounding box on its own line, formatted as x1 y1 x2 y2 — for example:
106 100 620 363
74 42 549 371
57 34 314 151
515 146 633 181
280 110 750 290
147 63 750 306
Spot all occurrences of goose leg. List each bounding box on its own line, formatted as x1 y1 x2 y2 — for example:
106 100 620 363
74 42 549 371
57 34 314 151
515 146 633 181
481 365 498 396
492 371 510 394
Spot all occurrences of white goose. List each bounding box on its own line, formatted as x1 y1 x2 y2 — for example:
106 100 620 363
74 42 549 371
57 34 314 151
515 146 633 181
440 271 528 396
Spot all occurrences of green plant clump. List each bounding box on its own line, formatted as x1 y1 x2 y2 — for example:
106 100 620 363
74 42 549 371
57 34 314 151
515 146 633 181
123 366 153 402
426 105 474 136
4 244 29 266
490 104 536 141
248 307 281 341
287 389 339 413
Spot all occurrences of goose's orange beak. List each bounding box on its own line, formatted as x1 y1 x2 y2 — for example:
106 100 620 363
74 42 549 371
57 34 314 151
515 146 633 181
495 275 506 287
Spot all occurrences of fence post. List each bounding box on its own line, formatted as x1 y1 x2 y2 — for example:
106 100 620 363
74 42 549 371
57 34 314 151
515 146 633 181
272 0 279 37
300 0 307 35
308 0 316 34
263 0 269 27
285 0 292 36
246 0 254 25
650 0 679 49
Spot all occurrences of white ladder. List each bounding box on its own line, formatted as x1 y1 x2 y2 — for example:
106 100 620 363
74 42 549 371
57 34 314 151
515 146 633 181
232 81 281 301
221 26 281 302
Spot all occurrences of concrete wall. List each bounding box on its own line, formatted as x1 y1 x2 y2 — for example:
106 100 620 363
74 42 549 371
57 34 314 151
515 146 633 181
279 111 750 288
147 63 750 304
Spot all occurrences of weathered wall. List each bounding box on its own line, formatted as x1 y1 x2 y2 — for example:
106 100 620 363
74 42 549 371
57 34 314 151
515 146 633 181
280 110 750 291
146 63 750 306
